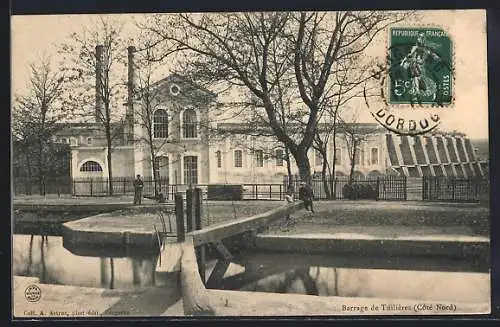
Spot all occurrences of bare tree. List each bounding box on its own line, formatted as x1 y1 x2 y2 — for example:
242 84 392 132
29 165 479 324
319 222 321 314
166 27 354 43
310 54 383 198
12 57 67 195
132 48 189 196
340 116 379 184
139 12 404 184
59 17 128 195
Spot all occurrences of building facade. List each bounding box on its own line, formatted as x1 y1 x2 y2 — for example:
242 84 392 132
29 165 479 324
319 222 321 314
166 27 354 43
52 46 488 185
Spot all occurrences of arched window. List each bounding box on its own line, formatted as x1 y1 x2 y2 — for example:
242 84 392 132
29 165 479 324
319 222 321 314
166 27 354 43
182 109 197 138
80 161 103 172
153 109 168 138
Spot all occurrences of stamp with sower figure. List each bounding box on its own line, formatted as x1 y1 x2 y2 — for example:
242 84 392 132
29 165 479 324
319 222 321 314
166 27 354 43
370 26 453 136
389 27 452 105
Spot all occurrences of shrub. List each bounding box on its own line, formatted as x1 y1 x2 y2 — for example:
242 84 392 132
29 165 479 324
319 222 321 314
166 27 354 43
207 184 243 201
342 183 377 200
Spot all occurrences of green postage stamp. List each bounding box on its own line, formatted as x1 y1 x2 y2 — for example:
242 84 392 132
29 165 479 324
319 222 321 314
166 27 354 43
388 27 453 105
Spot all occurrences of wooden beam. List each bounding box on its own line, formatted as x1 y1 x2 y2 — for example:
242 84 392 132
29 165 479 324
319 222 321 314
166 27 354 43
213 241 233 260
205 259 230 289
175 193 185 242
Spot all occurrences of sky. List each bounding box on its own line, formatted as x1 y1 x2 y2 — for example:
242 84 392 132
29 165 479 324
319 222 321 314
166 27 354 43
11 10 489 139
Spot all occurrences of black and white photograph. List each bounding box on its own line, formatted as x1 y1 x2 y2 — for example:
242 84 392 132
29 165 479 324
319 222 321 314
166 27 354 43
11 9 490 317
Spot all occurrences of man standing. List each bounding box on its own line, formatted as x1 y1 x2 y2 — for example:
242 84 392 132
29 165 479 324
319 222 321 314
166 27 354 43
133 174 144 205
298 181 315 213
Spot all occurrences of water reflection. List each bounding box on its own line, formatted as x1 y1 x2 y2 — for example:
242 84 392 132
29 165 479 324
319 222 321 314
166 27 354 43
216 254 490 303
13 234 165 290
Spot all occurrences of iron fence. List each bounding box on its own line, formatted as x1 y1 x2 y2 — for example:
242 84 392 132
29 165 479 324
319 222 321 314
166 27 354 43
422 177 489 202
13 175 489 203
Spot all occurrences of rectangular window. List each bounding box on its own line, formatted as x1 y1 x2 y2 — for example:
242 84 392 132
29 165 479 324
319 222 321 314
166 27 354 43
371 147 379 165
255 150 264 168
315 149 323 166
154 156 169 179
87 137 92 145
354 148 361 165
183 156 198 185
234 150 243 168
334 148 341 165
275 149 284 167
216 150 222 168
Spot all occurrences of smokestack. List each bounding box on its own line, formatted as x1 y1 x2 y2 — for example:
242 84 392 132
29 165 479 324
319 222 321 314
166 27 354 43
127 46 136 103
95 45 104 123
126 46 136 143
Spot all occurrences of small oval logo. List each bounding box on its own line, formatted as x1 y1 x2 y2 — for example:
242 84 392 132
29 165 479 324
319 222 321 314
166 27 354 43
24 284 41 302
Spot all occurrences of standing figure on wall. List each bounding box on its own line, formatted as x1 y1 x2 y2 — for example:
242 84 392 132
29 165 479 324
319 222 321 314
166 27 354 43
133 174 144 205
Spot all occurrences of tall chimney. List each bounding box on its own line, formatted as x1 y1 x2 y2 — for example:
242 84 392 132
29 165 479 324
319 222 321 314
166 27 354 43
126 46 136 144
95 45 104 123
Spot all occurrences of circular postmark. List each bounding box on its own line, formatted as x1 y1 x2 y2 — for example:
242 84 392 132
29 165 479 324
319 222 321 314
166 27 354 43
24 284 42 302
366 27 454 136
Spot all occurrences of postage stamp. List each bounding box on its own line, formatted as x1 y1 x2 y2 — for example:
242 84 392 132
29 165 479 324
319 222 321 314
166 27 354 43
388 27 453 106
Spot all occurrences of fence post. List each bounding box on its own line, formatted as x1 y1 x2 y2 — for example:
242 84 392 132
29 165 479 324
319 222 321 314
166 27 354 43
403 176 407 201
452 179 456 202
90 178 93 197
175 193 185 242
269 185 272 199
376 177 380 201
193 188 206 283
186 188 194 233
279 184 283 200
255 185 258 200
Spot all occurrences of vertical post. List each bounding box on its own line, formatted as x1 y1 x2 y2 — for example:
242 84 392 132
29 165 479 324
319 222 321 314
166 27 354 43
255 185 258 200
279 184 283 200
376 177 380 201
90 178 93 196
452 179 456 202
269 184 272 199
73 179 76 196
175 193 185 242
186 188 194 233
123 178 126 195
194 188 206 283
403 176 407 201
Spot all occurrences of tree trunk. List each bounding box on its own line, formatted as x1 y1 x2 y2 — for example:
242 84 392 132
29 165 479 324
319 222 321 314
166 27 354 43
285 147 293 186
349 143 358 184
331 135 337 199
320 149 331 199
38 141 45 196
25 152 33 195
291 149 311 184
151 153 159 197
106 138 114 196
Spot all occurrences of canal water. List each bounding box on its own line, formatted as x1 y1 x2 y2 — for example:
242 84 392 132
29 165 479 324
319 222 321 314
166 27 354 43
13 234 490 305
210 252 490 304
12 234 165 290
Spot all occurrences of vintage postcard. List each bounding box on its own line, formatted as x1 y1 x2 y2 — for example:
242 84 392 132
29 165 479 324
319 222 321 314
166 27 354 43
11 9 490 318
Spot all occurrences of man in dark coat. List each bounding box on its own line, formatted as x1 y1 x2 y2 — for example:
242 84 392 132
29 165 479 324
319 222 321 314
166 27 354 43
298 181 315 213
133 174 144 205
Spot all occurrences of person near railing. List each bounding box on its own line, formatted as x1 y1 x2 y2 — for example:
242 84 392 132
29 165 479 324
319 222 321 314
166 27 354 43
299 181 315 213
133 174 144 205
